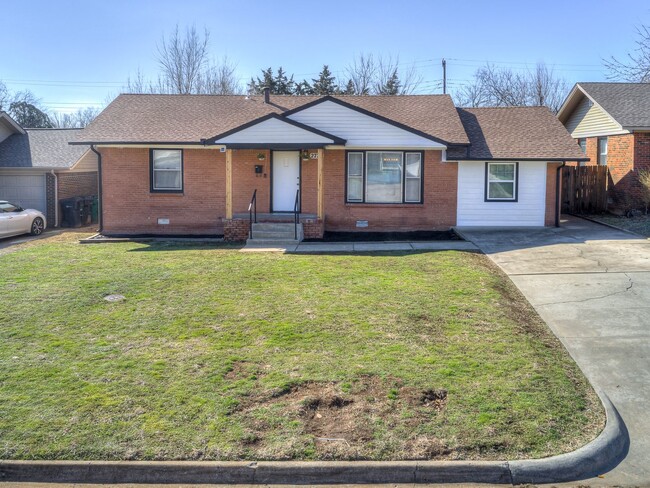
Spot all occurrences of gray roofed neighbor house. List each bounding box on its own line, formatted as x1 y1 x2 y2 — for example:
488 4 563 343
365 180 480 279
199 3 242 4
450 106 587 161
559 82 650 129
0 129 90 169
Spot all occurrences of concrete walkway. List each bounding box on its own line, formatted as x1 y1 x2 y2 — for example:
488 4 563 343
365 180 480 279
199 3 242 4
458 216 650 486
242 240 478 253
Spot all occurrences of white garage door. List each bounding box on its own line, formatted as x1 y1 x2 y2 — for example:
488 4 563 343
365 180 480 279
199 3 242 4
0 174 47 213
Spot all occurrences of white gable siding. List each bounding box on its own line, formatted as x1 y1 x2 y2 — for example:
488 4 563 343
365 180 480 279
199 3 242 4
69 149 99 173
215 117 334 144
287 100 445 148
456 161 547 226
565 96 625 138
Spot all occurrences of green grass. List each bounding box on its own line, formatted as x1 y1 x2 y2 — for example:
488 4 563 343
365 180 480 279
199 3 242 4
0 233 603 461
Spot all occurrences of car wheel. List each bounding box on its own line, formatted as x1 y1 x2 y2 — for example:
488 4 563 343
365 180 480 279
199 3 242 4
31 217 44 235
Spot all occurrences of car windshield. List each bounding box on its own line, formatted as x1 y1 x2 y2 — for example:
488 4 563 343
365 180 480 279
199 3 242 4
0 202 19 212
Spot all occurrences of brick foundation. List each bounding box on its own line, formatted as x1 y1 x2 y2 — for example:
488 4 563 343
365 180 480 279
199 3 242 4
223 218 250 242
302 218 324 239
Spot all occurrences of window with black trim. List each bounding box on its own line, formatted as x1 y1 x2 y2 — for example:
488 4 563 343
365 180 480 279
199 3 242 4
346 151 423 203
151 149 183 192
578 138 587 154
486 162 518 201
597 137 608 166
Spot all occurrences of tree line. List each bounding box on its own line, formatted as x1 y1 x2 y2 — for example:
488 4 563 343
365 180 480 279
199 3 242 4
5 23 650 129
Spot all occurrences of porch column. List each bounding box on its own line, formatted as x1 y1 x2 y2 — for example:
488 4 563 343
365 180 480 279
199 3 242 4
226 149 233 219
317 148 324 220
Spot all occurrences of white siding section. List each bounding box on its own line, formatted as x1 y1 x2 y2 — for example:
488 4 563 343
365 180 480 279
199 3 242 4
215 117 334 144
287 100 445 148
457 161 547 226
69 149 98 172
565 96 625 138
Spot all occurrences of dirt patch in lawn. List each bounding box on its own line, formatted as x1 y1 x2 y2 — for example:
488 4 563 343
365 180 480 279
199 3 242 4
234 375 451 459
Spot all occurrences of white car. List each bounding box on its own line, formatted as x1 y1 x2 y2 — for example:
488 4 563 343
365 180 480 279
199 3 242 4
0 200 46 238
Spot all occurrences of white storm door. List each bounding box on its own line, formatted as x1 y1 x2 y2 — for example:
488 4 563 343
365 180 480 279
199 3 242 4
272 151 300 211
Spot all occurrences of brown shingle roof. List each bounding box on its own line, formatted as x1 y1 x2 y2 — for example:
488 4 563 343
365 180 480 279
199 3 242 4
74 93 470 145
450 106 587 161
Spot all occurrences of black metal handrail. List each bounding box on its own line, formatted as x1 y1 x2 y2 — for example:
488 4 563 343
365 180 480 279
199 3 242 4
248 189 257 239
293 189 300 240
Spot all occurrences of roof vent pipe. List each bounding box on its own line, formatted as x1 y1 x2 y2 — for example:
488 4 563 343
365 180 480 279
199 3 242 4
263 87 270 104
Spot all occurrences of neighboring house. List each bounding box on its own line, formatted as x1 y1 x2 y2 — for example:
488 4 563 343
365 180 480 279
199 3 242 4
558 82 650 209
72 92 585 241
0 112 98 226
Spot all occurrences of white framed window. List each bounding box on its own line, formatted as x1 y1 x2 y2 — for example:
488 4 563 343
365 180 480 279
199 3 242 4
347 152 364 202
151 149 183 192
346 151 423 204
486 162 518 201
405 153 422 203
598 137 608 166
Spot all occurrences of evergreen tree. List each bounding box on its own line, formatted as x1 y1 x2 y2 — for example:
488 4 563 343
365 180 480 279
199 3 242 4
250 67 276 94
274 67 295 94
294 80 314 95
341 79 356 95
311 65 338 95
378 69 401 95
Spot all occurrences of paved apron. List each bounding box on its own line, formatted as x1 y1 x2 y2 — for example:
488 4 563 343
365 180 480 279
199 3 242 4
459 216 650 486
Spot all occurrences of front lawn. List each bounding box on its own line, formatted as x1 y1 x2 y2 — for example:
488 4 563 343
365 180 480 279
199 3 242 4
0 233 602 461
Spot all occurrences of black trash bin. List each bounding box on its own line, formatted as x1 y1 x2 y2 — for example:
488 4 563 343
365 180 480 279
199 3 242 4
82 196 94 225
60 197 83 227
90 195 98 224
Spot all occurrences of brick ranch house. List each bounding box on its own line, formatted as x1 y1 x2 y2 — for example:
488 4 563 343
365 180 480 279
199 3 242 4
0 112 98 226
71 92 585 241
558 82 650 210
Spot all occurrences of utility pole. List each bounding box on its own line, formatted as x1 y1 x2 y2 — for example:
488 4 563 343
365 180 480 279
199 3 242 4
442 58 447 94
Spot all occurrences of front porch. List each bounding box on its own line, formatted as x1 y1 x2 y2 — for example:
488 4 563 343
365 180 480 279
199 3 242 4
223 148 326 242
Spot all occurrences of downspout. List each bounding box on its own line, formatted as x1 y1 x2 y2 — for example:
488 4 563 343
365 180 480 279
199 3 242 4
89 145 103 233
555 161 566 227
50 170 58 227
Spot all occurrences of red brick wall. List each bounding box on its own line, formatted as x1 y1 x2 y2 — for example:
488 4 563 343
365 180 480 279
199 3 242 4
57 172 98 200
322 150 457 231
232 149 270 214
223 218 249 242
101 147 226 235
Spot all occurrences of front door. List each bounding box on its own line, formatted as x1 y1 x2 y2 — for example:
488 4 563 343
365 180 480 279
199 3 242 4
272 151 300 212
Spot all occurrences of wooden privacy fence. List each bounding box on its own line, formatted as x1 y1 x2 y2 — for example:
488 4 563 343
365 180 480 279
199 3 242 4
561 165 608 214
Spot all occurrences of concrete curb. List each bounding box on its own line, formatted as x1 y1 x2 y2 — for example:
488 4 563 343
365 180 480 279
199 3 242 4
0 393 628 485
573 214 646 238
509 391 629 484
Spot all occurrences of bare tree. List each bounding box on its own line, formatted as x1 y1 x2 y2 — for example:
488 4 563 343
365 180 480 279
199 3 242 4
530 63 568 113
198 57 242 95
0 81 9 112
345 53 376 95
454 62 568 113
125 26 242 95
345 53 422 95
157 25 209 94
373 55 422 95
50 107 102 128
604 25 650 82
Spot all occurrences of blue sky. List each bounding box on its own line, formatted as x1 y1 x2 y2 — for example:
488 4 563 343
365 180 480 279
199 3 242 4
1 0 649 113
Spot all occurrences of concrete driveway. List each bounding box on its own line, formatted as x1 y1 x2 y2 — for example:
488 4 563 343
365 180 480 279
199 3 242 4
459 216 650 486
